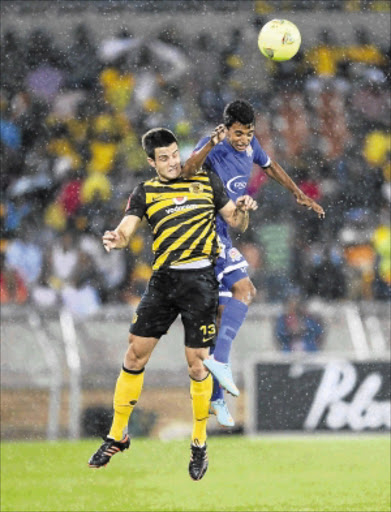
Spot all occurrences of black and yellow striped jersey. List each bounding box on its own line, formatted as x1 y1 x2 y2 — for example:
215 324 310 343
125 171 229 271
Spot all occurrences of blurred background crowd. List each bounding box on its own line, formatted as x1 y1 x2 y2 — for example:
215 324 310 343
1 0 390 343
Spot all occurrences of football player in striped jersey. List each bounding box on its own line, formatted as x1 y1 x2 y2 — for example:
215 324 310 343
88 126 256 480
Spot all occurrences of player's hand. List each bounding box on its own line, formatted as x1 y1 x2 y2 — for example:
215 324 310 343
236 195 258 212
210 124 226 146
295 193 325 219
102 230 121 253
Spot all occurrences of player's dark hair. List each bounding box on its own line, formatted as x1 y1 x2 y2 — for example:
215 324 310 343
141 128 178 160
223 99 255 128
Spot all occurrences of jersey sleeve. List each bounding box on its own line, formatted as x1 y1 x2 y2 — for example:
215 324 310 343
192 136 214 169
125 183 147 219
208 171 230 211
252 137 271 168
193 136 211 153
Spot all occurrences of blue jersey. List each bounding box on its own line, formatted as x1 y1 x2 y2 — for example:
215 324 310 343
193 136 271 243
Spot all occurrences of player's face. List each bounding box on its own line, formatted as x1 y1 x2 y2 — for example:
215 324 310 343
148 143 182 181
226 122 255 152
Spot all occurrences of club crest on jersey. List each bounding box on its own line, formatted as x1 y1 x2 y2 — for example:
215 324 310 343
173 196 188 205
189 183 203 194
229 248 242 262
246 145 254 157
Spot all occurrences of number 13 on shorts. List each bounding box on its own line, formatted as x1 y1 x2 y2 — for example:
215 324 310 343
200 323 216 343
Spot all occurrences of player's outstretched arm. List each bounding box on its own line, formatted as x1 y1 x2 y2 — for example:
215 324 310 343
181 124 226 178
102 215 141 253
219 195 258 233
264 160 325 219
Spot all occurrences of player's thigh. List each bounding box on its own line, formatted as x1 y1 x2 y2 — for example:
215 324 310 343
179 268 219 348
221 266 250 293
216 245 251 302
130 272 178 339
218 280 232 308
215 245 249 284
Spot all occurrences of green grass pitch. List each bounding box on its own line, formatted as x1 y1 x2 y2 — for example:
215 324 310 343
1 436 389 512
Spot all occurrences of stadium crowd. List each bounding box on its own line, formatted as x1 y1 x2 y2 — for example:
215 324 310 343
1 15 390 318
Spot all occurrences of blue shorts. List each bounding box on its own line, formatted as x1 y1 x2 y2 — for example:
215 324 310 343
215 239 249 305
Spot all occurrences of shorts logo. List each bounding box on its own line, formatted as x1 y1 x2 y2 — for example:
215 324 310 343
229 248 242 262
173 196 187 205
200 323 216 343
132 312 138 324
189 183 203 194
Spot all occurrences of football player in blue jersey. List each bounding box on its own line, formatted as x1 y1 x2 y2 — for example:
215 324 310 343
189 99 325 427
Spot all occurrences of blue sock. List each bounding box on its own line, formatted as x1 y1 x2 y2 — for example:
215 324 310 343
213 298 248 364
209 345 224 401
211 377 224 401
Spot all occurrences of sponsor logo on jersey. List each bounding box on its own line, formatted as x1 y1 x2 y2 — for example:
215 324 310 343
173 196 187 205
166 204 198 215
229 248 242 262
227 176 247 194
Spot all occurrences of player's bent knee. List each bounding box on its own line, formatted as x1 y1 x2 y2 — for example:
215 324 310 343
187 357 208 381
189 365 208 381
186 347 209 380
124 339 147 371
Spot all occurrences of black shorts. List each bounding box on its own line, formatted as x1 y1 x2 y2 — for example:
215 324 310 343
130 266 219 348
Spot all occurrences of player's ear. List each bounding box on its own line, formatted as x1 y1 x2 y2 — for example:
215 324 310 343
147 157 156 169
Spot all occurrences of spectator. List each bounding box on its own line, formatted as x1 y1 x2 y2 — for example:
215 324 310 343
31 260 59 310
347 26 386 68
275 295 325 352
276 91 310 159
372 223 391 299
79 231 127 302
0 30 26 94
305 27 340 76
60 250 102 318
49 230 79 287
0 251 28 304
0 11 389 306
65 23 101 90
4 218 43 285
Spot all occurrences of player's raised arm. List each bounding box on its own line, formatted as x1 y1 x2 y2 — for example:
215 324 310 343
181 124 226 178
219 195 258 233
102 215 141 253
264 159 325 219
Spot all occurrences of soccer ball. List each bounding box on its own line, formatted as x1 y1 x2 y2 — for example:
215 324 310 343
258 19 301 61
